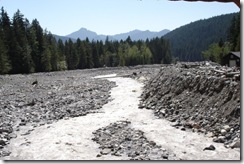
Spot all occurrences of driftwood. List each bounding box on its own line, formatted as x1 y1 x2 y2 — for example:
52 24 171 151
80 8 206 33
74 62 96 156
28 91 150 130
213 69 225 74
213 69 240 79
226 72 240 77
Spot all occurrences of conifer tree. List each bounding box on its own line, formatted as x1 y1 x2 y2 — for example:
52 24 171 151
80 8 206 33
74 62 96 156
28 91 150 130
57 39 67 70
0 31 11 73
0 7 12 73
12 10 34 73
76 38 87 69
91 41 100 68
31 19 45 72
84 38 93 68
65 39 79 70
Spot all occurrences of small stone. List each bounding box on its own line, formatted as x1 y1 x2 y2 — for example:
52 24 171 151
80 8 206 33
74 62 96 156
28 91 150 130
96 154 102 157
19 122 26 126
113 152 122 156
213 136 225 143
203 145 216 151
223 125 230 132
181 127 186 131
206 132 214 138
162 154 168 159
100 148 111 155
230 140 240 148
65 142 72 146
138 104 145 109
0 140 6 146
21 131 30 136
221 129 227 135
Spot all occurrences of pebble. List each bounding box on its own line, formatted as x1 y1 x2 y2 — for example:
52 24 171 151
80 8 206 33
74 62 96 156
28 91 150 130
221 129 227 135
230 140 240 148
203 145 216 151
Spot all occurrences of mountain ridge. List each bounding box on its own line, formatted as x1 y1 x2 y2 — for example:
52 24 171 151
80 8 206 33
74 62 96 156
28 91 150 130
55 28 170 42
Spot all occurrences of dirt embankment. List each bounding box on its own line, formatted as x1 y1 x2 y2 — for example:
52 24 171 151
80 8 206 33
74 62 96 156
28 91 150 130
139 62 240 149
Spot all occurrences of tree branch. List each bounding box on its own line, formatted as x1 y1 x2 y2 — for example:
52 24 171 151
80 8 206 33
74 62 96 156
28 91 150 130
169 0 240 8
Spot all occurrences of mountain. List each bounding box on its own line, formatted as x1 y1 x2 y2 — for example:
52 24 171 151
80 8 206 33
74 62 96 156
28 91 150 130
54 12 238 63
61 28 170 42
66 28 99 41
113 29 170 41
163 12 239 61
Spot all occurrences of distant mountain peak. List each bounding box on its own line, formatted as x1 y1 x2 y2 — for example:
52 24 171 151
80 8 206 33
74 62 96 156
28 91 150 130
66 27 98 40
62 28 170 42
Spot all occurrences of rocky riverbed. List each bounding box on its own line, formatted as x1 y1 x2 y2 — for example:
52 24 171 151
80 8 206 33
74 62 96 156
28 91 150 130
0 63 241 160
0 65 161 158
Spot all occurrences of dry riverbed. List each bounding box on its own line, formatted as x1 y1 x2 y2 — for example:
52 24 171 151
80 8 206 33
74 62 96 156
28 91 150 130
0 64 240 160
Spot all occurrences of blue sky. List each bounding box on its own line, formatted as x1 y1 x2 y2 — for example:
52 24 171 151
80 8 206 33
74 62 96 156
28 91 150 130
0 0 240 36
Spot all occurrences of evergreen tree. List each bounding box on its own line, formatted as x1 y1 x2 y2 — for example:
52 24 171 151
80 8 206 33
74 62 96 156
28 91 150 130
0 31 11 73
31 19 45 72
97 40 105 66
227 16 237 51
76 38 87 69
12 10 34 73
84 38 93 68
126 36 133 46
41 48 52 72
162 40 172 64
0 7 12 54
57 39 67 70
91 41 100 68
65 39 79 70
227 13 240 51
0 7 12 73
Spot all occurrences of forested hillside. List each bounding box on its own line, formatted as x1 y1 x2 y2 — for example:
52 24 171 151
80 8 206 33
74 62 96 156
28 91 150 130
0 8 172 74
164 12 239 62
202 12 240 64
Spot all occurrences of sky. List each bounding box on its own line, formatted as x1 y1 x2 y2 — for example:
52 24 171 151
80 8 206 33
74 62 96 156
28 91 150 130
0 0 240 36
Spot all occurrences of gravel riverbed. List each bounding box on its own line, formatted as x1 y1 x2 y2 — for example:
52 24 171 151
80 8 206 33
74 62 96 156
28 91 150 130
0 64 240 160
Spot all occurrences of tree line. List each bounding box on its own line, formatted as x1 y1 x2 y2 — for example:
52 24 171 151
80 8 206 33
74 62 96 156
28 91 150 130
0 8 172 74
202 12 240 64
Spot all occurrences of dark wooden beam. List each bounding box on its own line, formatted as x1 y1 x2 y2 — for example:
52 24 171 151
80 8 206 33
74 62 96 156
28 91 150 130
169 0 240 8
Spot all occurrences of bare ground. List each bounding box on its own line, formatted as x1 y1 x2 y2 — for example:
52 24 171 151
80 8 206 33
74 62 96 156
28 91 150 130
3 75 240 160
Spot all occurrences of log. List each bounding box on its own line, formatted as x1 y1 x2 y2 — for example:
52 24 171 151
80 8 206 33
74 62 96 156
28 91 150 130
213 69 225 74
226 72 240 78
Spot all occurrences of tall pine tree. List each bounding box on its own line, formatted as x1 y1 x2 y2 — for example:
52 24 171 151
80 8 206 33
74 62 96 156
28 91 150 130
12 10 34 73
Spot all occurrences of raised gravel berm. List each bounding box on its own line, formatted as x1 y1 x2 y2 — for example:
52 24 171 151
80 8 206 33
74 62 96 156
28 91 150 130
139 62 240 149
